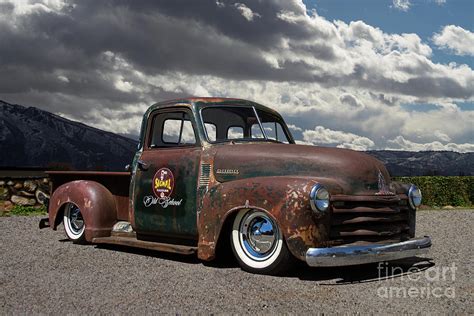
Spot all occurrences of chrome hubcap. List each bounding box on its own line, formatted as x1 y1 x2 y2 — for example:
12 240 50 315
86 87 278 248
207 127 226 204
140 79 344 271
68 204 84 233
240 211 278 260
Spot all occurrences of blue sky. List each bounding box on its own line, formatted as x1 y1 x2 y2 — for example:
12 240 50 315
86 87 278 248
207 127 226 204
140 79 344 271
307 0 474 67
308 0 474 115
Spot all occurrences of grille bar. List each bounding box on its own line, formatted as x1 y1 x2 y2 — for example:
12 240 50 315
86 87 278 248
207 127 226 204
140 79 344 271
329 195 410 245
331 213 407 226
330 224 410 238
332 206 401 214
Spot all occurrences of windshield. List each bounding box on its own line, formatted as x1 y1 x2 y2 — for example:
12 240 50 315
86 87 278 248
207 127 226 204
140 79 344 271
201 106 293 144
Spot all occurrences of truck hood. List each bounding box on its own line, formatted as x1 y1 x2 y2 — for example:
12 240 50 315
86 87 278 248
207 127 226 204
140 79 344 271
212 143 391 195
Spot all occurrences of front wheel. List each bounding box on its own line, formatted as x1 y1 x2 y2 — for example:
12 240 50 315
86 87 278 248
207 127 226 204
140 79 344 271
63 203 86 243
231 209 292 275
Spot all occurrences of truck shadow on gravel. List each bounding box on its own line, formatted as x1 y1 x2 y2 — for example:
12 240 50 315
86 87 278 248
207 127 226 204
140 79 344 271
92 242 434 284
286 257 435 284
94 244 202 265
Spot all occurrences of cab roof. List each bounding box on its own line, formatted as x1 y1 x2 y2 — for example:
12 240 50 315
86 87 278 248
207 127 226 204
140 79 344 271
138 97 290 147
146 97 279 117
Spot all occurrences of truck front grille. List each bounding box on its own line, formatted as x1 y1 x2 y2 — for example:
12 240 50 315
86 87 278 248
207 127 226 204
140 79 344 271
329 195 410 245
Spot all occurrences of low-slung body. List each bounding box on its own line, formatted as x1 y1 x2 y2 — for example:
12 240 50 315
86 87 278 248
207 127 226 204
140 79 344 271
43 98 431 274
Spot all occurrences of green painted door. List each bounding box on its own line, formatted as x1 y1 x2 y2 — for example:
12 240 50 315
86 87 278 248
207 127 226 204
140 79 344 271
133 109 201 241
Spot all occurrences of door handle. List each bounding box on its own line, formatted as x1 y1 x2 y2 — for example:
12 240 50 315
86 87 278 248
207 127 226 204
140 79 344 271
137 160 150 171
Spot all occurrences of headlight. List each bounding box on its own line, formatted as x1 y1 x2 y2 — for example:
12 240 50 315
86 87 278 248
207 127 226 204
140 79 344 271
408 185 422 209
310 184 330 213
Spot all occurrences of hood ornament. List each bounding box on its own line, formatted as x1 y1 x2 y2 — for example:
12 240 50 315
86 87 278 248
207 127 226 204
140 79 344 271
375 170 395 196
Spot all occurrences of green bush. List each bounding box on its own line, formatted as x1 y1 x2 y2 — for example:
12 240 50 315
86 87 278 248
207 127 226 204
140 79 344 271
394 176 473 207
9 205 47 216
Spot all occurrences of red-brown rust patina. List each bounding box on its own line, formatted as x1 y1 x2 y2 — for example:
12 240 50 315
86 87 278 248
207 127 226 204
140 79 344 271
197 176 331 261
49 172 130 213
49 180 117 241
195 142 398 260
42 97 429 274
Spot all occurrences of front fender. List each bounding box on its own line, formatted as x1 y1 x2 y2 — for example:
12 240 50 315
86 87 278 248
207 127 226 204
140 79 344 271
197 176 341 261
49 180 117 242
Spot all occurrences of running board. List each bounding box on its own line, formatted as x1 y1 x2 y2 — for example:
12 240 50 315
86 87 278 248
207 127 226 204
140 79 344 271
92 236 197 255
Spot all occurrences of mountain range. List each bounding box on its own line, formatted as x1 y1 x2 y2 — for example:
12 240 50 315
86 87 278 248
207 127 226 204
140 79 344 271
0 100 472 175
368 150 473 176
0 100 137 171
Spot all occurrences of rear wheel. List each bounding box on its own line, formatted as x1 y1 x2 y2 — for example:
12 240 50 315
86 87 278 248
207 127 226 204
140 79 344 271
63 203 86 243
231 209 292 275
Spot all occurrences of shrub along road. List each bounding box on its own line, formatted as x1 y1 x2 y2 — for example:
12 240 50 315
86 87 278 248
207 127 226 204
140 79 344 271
0 210 473 314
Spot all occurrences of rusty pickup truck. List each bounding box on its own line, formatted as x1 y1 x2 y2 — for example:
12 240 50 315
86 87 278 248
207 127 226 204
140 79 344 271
42 97 431 275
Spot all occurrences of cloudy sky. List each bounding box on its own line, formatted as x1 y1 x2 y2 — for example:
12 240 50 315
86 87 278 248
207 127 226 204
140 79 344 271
0 0 473 151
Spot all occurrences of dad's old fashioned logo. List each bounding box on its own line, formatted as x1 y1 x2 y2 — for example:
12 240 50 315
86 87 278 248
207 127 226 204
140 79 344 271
153 167 174 198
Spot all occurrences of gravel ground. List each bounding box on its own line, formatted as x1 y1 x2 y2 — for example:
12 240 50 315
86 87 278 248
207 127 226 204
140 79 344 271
1 210 473 314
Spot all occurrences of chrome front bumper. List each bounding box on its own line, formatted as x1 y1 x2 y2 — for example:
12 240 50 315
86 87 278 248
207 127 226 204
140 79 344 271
306 236 432 267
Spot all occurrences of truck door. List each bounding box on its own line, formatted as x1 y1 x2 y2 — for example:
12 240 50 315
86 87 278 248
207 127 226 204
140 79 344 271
133 107 200 242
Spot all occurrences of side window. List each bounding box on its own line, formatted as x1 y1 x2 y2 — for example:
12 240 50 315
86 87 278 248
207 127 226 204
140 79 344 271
227 126 244 139
149 111 197 148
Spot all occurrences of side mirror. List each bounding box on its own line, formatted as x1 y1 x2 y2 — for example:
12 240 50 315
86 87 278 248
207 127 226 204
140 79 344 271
125 164 131 172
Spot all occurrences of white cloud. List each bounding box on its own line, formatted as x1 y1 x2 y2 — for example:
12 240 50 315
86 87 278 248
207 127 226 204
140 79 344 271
387 136 474 153
295 140 314 145
392 0 411 11
339 93 364 109
234 3 261 21
57 75 69 83
1 0 66 15
287 124 302 132
434 130 451 142
302 126 375 151
337 21 432 57
400 104 474 138
434 0 446 4
114 76 133 93
433 25 474 56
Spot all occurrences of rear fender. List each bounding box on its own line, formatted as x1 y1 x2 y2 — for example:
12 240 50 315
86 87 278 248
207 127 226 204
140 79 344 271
49 180 117 242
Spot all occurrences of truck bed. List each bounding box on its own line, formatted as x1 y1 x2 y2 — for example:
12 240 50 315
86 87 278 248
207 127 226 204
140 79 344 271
47 171 131 221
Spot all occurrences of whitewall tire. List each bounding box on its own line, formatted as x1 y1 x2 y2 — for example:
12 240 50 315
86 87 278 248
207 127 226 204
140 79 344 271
231 209 291 275
63 203 86 243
